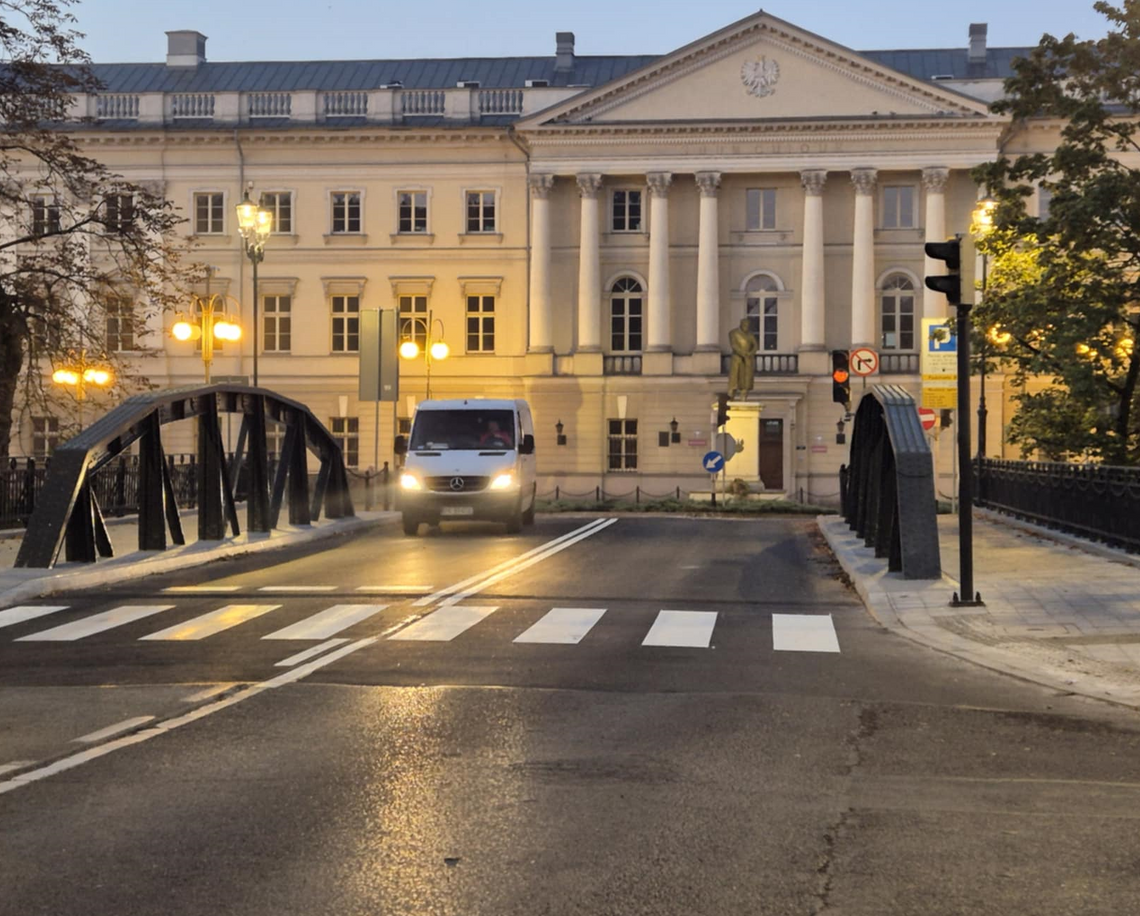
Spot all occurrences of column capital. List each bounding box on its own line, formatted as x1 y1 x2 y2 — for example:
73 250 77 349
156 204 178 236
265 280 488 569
800 169 828 196
646 171 673 198
850 168 877 195
576 173 603 198
695 171 722 197
922 166 950 193
529 174 555 199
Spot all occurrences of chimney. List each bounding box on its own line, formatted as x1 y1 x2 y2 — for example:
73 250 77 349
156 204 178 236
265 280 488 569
166 30 207 69
555 32 575 73
968 23 987 66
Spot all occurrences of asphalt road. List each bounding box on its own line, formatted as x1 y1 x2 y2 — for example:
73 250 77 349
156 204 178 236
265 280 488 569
2 515 1140 915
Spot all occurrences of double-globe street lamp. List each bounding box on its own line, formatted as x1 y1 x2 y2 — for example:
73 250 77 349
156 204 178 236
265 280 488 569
52 349 113 428
171 294 242 384
398 310 449 400
235 193 273 387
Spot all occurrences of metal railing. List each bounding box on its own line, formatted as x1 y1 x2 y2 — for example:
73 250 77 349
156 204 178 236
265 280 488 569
95 94 139 119
976 459 1140 552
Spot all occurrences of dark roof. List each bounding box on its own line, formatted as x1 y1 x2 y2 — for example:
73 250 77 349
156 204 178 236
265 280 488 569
861 46 1031 81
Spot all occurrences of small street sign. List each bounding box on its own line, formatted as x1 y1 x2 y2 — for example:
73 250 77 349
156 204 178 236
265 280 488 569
849 347 879 376
688 439 707 448
702 451 726 473
918 407 937 431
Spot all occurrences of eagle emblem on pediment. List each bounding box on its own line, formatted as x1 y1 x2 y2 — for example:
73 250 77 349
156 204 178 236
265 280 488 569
741 56 780 98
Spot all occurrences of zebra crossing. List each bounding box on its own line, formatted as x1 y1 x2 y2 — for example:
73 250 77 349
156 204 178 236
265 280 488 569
0 602 843 653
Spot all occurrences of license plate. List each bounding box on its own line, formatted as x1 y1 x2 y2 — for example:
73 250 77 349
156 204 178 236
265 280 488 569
441 506 475 517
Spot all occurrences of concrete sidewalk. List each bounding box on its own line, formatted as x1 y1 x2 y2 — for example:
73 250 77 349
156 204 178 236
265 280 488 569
820 510 1140 711
0 509 398 607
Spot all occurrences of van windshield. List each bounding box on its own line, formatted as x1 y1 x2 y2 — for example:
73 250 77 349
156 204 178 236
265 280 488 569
410 409 515 451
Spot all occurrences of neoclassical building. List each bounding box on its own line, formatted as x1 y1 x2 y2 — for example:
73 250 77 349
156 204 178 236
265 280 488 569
12 11 1048 501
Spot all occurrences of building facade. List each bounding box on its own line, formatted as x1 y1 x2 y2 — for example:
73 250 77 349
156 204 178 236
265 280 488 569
10 12 1050 502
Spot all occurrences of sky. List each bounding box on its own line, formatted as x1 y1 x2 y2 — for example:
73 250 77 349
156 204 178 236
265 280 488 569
72 0 1112 63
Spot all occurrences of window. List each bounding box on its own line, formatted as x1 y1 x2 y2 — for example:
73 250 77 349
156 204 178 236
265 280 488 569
32 417 60 459
611 189 642 232
331 191 361 234
609 277 643 352
399 295 428 347
263 295 291 353
193 192 224 234
882 185 915 229
466 295 495 352
607 419 638 471
397 191 428 233
880 274 916 350
32 196 60 235
746 188 777 230
260 191 292 234
466 191 496 233
1038 186 1054 219
105 299 135 352
104 194 134 233
745 275 779 352
265 421 286 459
330 417 359 467
331 295 360 352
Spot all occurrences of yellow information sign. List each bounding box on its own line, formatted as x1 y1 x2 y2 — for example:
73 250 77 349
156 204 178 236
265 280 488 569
920 317 957 408
921 387 958 409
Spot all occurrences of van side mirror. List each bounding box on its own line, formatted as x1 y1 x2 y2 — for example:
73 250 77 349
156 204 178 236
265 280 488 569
519 434 535 455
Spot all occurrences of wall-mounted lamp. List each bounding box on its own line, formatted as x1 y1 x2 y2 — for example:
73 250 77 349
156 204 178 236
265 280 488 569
836 416 847 445
669 417 681 444
555 419 567 446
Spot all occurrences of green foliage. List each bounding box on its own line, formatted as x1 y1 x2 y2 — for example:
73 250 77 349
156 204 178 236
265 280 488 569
973 2 1140 464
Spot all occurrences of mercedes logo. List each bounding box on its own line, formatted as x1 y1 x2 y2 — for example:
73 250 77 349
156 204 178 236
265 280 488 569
449 477 465 491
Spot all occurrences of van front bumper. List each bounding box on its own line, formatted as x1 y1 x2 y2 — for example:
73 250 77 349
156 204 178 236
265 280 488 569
399 489 520 523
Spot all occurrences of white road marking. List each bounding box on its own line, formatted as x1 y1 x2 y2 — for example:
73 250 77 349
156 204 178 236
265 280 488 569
73 716 156 744
140 604 280 641
772 614 841 653
413 518 610 607
262 604 388 640
642 610 718 648
17 605 174 642
257 586 337 592
355 585 434 593
389 606 498 642
274 638 350 667
181 684 237 703
162 586 241 593
0 762 34 777
514 607 607 645
0 606 69 630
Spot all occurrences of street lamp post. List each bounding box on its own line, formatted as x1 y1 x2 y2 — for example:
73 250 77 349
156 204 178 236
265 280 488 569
52 349 113 429
398 309 449 399
171 294 242 383
971 196 997 459
235 193 273 387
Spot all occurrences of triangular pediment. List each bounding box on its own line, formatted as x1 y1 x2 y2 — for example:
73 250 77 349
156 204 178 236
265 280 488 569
519 11 992 129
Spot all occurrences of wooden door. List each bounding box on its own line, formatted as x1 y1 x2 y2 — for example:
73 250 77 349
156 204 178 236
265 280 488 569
758 418 783 490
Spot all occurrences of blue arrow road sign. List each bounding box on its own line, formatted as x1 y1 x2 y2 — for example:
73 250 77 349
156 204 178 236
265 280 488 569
703 451 725 473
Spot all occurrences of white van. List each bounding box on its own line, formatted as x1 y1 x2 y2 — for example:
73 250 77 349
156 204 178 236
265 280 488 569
398 398 537 535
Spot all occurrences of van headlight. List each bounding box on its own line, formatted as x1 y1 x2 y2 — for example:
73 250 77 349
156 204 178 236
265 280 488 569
490 472 515 490
400 473 422 491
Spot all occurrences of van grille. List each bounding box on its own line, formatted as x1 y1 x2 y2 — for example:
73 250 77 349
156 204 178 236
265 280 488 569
425 475 490 493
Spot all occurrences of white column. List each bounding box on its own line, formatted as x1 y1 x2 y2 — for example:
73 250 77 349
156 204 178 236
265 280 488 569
695 171 721 351
576 173 603 351
646 171 673 352
850 168 877 348
922 167 949 319
528 173 555 353
799 169 827 350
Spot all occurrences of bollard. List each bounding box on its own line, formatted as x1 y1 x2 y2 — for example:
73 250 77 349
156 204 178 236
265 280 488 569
382 461 390 511
365 468 374 511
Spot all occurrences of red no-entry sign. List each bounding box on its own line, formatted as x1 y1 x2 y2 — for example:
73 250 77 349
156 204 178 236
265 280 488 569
917 407 937 431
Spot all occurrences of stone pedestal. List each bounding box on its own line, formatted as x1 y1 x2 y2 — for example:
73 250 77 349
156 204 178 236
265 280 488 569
724 400 763 482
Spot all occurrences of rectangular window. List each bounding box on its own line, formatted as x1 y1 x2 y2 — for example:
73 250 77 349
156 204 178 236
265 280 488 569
266 421 286 459
32 417 60 459
263 295 291 353
331 295 360 352
397 191 428 233
105 299 134 352
399 295 428 347
762 299 778 351
1038 186 1053 219
466 191 496 233
612 189 642 232
465 295 495 352
32 196 60 235
882 185 915 229
260 191 292 234
745 188 777 230
193 192 224 234
104 194 134 234
331 192 361 234
330 417 359 468
607 419 638 471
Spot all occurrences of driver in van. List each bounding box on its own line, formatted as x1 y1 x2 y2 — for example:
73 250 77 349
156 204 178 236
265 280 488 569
479 419 513 448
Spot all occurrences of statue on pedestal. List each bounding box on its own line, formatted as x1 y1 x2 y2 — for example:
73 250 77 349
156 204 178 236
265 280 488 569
728 318 758 400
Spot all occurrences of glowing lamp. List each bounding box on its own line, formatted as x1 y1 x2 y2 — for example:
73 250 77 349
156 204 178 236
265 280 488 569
429 340 450 361
399 340 420 359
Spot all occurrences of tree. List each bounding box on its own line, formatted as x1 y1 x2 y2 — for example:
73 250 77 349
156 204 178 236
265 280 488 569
0 0 190 457
974 1 1140 464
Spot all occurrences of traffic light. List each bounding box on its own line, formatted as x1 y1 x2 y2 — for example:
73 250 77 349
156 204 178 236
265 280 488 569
924 233 976 305
714 393 729 428
831 350 851 407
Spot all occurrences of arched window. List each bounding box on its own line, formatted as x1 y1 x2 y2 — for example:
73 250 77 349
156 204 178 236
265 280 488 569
745 274 779 352
609 277 643 352
880 274 916 351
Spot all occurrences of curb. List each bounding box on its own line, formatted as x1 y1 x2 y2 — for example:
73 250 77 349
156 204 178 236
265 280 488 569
0 512 398 606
